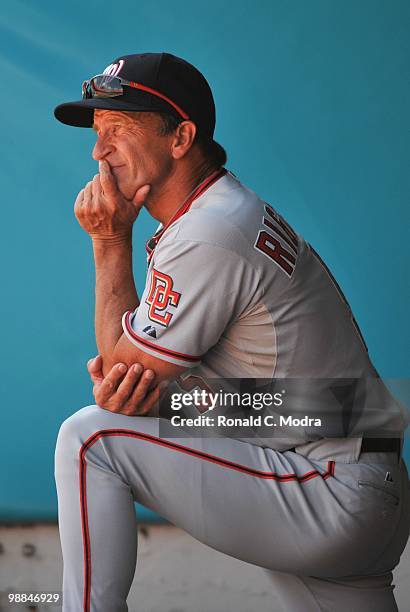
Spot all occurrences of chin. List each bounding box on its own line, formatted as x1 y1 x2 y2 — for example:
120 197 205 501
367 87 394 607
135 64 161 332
117 181 134 200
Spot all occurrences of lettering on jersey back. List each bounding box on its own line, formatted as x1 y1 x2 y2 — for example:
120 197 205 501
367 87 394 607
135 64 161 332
254 204 298 277
146 268 181 327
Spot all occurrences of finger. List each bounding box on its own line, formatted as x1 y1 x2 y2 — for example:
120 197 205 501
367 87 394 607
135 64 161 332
90 174 103 212
94 363 128 404
87 355 103 384
83 180 93 204
125 379 169 417
99 160 118 197
92 174 102 197
87 354 102 374
74 189 85 214
132 184 151 212
125 367 156 409
113 363 144 405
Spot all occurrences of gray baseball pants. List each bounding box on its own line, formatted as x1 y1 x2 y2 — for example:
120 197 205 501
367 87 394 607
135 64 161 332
54 404 410 612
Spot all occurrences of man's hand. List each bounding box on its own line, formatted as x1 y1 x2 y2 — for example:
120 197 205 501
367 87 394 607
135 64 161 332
74 160 151 241
87 355 169 416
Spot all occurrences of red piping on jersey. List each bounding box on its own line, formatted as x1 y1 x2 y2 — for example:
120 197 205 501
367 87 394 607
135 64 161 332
79 428 335 611
123 311 201 363
146 167 227 264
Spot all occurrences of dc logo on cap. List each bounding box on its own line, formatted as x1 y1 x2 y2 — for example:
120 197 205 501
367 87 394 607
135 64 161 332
103 59 124 77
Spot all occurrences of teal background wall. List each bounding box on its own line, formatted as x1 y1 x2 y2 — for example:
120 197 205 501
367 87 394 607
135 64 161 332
0 0 408 520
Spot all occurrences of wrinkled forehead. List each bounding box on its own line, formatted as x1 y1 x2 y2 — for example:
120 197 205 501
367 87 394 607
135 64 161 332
93 109 137 128
93 109 161 130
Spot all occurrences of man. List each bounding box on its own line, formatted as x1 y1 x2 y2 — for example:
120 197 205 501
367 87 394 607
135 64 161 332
54 52 410 612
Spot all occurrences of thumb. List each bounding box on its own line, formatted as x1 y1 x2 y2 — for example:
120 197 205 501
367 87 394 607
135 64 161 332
99 160 118 196
87 355 104 383
132 184 151 211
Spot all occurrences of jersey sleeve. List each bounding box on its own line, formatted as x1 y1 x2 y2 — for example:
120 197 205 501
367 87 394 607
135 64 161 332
122 236 257 368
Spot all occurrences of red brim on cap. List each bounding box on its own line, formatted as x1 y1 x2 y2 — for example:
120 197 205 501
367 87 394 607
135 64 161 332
54 96 176 128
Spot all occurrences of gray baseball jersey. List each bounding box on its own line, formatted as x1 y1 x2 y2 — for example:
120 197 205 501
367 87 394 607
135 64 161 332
123 168 370 376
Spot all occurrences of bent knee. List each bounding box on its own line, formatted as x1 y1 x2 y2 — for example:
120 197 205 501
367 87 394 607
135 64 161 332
55 404 103 458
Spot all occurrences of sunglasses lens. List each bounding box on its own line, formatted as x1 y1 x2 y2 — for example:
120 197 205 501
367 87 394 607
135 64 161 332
82 80 91 99
88 75 123 98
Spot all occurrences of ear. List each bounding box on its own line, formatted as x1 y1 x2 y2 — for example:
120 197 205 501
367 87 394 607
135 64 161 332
171 121 197 159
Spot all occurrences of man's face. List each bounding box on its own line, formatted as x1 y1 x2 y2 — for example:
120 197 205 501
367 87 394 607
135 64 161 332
92 110 174 201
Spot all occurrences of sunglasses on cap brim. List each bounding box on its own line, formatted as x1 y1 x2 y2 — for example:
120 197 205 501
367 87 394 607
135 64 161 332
82 74 189 120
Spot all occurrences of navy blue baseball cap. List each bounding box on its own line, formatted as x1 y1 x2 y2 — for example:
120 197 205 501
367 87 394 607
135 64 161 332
54 52 216 138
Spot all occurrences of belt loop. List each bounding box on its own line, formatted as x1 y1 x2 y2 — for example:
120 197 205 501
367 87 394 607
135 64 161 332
359 437 402 463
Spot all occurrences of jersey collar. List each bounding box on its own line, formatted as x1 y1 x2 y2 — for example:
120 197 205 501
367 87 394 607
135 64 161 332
146 167 227 263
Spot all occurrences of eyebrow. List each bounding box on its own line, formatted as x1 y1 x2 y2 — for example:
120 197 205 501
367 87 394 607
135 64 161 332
92 119 124 132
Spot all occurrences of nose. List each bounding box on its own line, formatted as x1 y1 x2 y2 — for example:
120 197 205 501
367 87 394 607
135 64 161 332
92 133 113 161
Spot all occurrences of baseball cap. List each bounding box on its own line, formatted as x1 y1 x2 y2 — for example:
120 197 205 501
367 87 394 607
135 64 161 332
54 52 216 138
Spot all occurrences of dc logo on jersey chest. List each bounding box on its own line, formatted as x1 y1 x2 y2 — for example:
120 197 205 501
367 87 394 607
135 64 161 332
146 268 181 327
